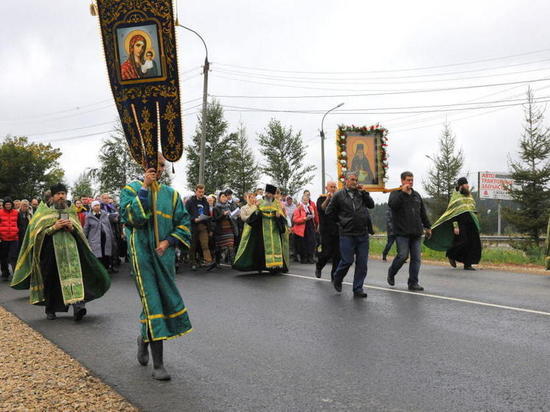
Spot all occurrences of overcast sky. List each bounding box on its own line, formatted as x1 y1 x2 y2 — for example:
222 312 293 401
2 0 550 203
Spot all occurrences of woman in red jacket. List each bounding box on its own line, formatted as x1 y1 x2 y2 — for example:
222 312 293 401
0 198 20 280
292 194 316 264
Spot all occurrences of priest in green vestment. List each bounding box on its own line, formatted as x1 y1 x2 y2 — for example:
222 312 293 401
424 177 482 270
233 184 290 273
120 153 192 380
11 184 110 321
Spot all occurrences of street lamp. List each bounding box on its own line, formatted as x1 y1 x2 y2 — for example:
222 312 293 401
176 22 209 185
320 102 344 192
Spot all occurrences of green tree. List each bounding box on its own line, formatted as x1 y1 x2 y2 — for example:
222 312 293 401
226 124 260 197
257 119 316 197
422 122 464 219
71 172 94 199
503 87 550 244
186 100 238 194
88 125 171 197
0 136 65 199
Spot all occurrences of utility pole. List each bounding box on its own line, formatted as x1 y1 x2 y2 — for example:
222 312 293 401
199 57 209 185
176 23 209 184
320 103 344 192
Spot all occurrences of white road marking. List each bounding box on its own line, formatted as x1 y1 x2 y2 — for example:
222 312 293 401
283 272 550 317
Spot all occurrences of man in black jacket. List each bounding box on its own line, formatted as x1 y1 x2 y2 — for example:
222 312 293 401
326 171 374 298
315 181 340 281
387 171 432 291
185 184 215 271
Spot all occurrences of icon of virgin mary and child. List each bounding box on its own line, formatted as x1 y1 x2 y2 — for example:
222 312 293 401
120 34 159 80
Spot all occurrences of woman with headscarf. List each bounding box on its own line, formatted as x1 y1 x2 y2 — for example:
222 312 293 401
84 200 114 270
292 194 317 264
121 34 147 80
213 192 238 265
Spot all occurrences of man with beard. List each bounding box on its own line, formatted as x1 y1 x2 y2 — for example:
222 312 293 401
11 184 110 320
120 153 192 380
315 181 340 281
425 177 481 270
233 184 290 273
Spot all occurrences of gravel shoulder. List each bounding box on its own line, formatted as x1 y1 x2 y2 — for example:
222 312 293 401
0 305 137 411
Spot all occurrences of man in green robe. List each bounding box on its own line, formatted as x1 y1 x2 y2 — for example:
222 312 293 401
424 177 482 270
11 184 110 321
120 153 192 381
233 184 289 273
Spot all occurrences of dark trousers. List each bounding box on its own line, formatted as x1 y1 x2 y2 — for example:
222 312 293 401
0 240 18 278
382 234 396 259
388 235 422 286
316 232 340 279
333 235 369 292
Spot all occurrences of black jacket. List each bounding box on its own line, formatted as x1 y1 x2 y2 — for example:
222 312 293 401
316 195 339 237
326 188 374 236
388 189 431 237
185 196 211 225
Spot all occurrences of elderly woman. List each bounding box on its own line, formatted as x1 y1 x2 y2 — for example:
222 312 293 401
84 200 114 270
213 192 238 265
292 194 316 264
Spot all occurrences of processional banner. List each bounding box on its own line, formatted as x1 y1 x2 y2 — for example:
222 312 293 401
336 125 389 191
94 0 183 169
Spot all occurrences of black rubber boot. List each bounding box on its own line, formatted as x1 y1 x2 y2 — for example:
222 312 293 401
137 335 149 366
150 340 171 380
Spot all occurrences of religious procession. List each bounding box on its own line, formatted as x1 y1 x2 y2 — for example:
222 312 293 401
1 0 550 410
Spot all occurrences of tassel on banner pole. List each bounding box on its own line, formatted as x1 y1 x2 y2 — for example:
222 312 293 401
90 1 98 16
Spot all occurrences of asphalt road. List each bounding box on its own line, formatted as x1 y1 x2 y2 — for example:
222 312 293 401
1 258 550 411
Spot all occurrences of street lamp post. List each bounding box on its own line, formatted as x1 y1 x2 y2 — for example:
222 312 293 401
320 102 344 192
176 23 209 185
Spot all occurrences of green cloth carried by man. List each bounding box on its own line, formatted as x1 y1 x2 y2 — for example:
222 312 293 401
424 190 480 252
120 181 193 342
11 202 111 305
233 185 289 272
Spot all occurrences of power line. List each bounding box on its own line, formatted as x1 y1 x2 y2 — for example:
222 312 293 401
22 103 203 137
213 48 550 75
214 58 550 84
211 76 550 99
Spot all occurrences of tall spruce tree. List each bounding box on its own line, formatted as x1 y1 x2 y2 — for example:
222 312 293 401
422 122 464 219
503 87 550 244
226 124 260 197
258 119 316 197
186 100 238 194
88 124 171 197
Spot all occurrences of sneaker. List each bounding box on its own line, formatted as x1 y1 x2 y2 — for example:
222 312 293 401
353 291 367 298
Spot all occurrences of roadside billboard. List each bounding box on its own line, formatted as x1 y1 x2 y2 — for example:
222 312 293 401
478 171 514 200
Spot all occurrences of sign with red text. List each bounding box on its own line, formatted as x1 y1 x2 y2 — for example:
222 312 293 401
478 171 515 200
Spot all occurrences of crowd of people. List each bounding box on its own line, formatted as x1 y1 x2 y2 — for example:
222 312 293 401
0 155 483 380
